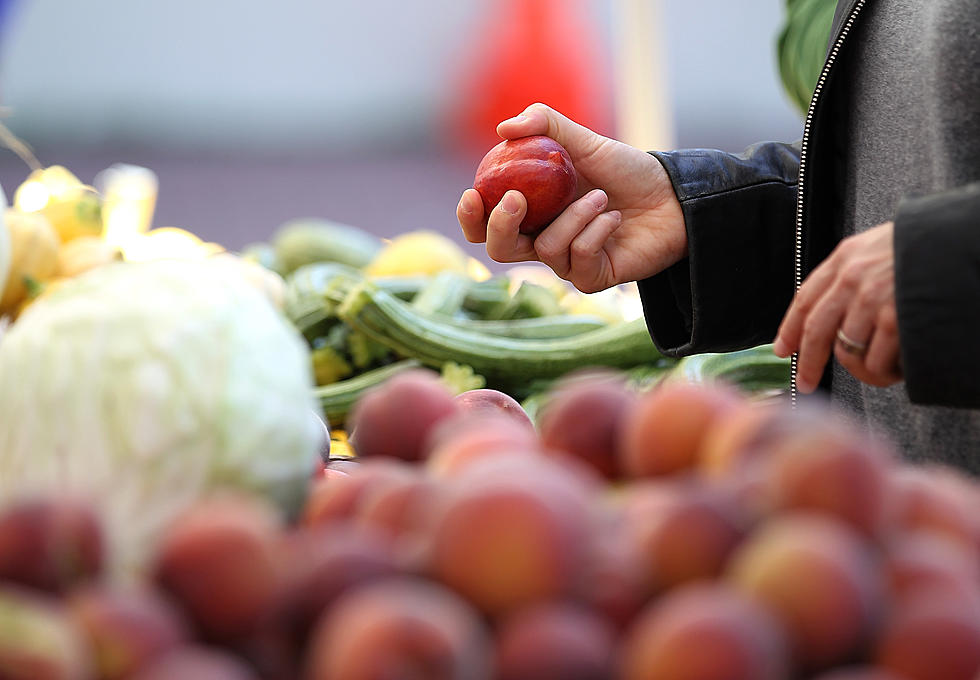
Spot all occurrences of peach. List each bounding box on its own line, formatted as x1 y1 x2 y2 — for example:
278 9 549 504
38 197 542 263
698 400 841 480
626 484 749 592
538 370 637 480
578 533 650 631
473 135 578 234
618 380 741 479
726 513 882 671
765 425 894 538
304 577 493 680
301 458 415 527
451 447 604 500
618 583 790 680
355 474 441 542
887 465 980 555
127 645 257 680
427 463 594 617
453 388 535 432
67 584 188 680
272 525 400 643
875 591 980 680
152 494 283 642
0 496 104 593
0 587 92 680
697 401 784 479
347 368 460 462
494 602 616 680
881 530 980 604
424 413 541 479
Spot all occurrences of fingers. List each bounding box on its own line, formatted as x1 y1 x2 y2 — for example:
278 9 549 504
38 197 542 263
457 189 487 243
835 305 903 387
793 283 850 393
566 210 622 293
773 252 841 359
496 103 604 161
533 189 610 278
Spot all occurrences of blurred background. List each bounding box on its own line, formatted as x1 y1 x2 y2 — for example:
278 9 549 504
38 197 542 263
0 0 804 256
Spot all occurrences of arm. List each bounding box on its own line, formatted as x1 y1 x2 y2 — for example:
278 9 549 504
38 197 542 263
637 142 800 356
894 181 980 407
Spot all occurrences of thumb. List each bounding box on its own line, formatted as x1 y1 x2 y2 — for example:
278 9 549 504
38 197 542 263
496 103 604 161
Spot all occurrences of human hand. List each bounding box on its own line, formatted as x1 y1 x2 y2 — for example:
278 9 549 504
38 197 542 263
773 221 903 392
457 103 687 293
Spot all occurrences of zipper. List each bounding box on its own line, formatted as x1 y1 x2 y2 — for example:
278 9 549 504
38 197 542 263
791 0 868 408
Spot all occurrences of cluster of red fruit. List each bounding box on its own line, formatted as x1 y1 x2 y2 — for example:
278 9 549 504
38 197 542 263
1 368 979 680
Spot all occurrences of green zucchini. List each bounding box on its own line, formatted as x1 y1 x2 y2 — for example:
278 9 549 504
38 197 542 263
491 280 564 320
671 344 791 395
446 314 608 339
336 281 663 394
313 358 422 426
461 275 513 318
284 262 362 335
273 218 383 273
410 270 470 317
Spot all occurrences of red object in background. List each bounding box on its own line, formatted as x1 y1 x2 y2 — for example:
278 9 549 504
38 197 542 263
449 0 615 155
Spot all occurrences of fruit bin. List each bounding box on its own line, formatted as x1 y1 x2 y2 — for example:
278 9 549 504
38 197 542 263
0 166 977 680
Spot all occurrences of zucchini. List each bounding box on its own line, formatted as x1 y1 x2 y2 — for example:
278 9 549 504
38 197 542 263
410 270 470 317
284 262 362 334
336 281 663 394
492 280 564 319
313 359 422 426
461 275 512 318
446 314 608 339
671 344 791 395
273 218 383 273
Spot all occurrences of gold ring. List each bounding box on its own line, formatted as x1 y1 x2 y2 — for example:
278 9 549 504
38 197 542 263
836 328 868 356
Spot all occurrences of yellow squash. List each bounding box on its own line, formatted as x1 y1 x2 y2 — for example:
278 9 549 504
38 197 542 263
0 210 60 314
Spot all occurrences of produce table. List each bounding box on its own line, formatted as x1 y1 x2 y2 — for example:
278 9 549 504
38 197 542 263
0 163 976 680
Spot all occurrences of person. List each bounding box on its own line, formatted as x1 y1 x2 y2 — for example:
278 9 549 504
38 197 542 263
456 0 980 473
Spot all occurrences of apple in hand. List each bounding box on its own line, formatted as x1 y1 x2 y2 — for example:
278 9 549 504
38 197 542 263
473 135 578 234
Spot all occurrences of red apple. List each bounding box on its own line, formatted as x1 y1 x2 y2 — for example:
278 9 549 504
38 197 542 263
474 135 577 234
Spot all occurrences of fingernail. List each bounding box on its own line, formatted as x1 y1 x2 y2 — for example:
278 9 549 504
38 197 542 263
459 193 474 215
501 192 520 215
504 113 528 125
796 377 812 393
588 189 608 211
772 339 787 357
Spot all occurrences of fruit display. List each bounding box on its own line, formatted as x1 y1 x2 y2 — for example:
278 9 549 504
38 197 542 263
0 158 975 679
0 372 976 679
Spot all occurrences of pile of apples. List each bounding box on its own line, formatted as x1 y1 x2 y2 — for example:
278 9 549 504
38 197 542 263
1 369 979 680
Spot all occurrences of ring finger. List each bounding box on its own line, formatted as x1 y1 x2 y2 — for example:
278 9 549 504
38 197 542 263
833 304 875 371
533 189 610 277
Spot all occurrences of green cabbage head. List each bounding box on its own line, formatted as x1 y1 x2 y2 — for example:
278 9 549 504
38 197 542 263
0 258 323 571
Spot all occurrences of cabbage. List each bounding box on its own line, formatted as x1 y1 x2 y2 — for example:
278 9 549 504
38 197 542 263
0 259 324 572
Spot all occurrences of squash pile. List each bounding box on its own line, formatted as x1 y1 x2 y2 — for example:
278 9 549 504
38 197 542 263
241 219 789 430
0 166 121 319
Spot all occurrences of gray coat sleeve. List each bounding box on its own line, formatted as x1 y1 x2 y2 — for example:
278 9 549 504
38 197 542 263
894 181 980 408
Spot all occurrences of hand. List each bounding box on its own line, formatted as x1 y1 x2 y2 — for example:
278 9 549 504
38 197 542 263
457 103 687 293
773 222 903 392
